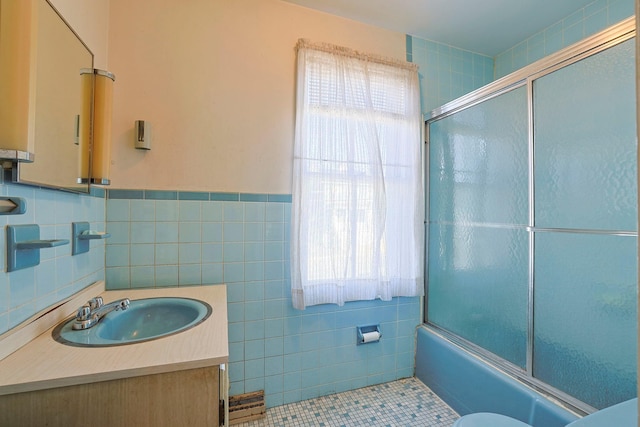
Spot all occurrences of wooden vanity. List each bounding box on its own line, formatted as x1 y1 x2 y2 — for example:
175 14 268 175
0 283 229 427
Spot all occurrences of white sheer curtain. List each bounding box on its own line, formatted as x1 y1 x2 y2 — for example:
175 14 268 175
291 39 424 310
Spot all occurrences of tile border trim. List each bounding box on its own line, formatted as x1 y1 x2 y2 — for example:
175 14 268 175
106 189 292 203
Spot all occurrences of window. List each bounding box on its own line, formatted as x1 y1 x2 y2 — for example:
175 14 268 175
291 40 424 309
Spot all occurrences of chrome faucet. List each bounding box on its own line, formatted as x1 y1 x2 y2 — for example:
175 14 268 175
72 296 130 330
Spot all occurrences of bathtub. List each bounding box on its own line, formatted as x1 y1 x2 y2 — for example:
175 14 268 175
415 326 579 427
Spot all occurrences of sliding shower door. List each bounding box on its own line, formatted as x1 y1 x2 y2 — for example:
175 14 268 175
428 86 529 369
532 38 637 410
426 25 637 412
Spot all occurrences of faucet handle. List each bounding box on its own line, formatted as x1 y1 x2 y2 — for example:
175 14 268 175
88 296 103 310
76 305 91 321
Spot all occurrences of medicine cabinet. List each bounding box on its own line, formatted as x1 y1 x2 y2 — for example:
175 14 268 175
0 0 93 193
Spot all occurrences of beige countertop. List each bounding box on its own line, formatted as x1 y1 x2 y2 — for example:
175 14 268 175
0 284 228 396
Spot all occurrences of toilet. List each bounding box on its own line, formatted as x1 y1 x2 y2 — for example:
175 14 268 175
453 412 531 426
452 397 637 427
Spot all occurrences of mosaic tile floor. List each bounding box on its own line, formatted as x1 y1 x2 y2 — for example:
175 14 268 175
238 377 459 427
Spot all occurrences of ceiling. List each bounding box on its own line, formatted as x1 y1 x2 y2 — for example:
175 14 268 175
280 0 598 56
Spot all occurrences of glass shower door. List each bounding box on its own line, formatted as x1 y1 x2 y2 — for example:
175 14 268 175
426 31 637 412
428 86 529 368
532 38 637 409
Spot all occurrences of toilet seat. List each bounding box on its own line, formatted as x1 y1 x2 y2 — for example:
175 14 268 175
453 412 531 427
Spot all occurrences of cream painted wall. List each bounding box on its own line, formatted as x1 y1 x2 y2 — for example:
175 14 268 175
107 0 406 193
48 0 109 69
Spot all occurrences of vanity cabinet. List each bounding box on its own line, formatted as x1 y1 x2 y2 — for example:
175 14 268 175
0 284 229 427
0 366 221 426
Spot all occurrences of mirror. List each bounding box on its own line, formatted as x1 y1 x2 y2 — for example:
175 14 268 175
14 0 93 193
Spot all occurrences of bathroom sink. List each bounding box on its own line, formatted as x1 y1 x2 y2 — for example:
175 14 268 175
53 297 212 347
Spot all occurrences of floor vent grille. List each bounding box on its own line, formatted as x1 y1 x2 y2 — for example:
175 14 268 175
229 390 265 425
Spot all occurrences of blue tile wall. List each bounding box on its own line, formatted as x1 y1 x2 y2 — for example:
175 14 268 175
0 183 106 335
105 190 421 408
407 35 494 113
495 0 635 78
409 0 635 115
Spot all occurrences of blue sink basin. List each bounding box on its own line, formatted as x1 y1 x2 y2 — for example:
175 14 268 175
53 297 212 347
